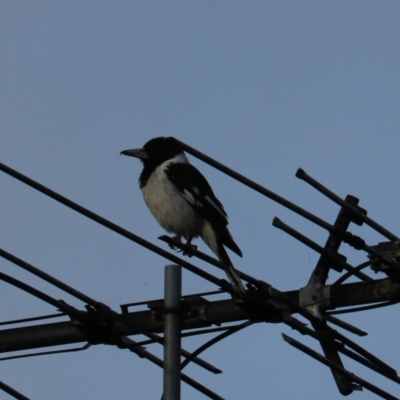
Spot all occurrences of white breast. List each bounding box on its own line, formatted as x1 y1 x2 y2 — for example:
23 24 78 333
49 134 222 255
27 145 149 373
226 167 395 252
142 160 204 239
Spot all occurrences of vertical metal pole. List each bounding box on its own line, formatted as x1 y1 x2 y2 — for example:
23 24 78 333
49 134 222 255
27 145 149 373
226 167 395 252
163 265 182 400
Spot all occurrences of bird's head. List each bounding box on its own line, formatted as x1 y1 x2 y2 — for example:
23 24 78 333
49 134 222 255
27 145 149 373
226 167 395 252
121 137 184 166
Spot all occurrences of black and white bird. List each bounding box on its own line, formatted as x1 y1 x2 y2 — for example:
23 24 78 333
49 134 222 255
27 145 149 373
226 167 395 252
121 137 245 298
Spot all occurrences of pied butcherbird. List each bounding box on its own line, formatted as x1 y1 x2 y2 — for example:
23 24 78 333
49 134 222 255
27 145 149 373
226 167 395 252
121 137 245 298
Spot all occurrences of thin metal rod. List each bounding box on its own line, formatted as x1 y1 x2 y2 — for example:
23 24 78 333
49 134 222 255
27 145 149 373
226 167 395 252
121 290 223 311
324 315 367 337
180 321 253 371
175 140 335 227
163 265 182 400
0 247 101 308
337 346 400 385
0 162 231 293
327 301 400 315
0 343 91 362
0 271 94 327
132 325 247 347
0 270 69 310
282 334 398 400
123 337 224 400
144 332 222 374
272 218 372 281
283 316 400 384
0 380 30 400
174 142 400 271
325 321 395 375
333 261 371 286
296 168 399 241
181 325 245 338
158 235 262 286
274 291 397 376
0 313 65 327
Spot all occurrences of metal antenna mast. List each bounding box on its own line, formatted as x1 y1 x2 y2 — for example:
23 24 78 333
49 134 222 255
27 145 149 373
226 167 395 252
163 265 182 400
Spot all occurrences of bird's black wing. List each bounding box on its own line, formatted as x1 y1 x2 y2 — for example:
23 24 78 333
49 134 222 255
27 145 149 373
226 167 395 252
165 163 228 226
166 162 243 258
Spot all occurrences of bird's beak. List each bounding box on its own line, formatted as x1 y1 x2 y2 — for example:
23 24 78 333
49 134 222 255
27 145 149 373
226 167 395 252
120 148 148 159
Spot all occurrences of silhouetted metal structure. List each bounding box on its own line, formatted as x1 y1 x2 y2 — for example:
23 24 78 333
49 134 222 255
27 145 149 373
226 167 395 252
1 137 400 399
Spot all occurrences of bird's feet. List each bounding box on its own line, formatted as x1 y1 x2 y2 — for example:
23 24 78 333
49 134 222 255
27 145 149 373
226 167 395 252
182 242 197 257
167 236 197 257
168 236 184 252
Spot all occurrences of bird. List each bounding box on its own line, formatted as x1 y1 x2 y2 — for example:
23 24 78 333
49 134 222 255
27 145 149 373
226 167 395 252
121 137 246 298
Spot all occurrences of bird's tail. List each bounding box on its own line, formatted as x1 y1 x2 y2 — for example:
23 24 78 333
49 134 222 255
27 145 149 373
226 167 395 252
218 245 246 298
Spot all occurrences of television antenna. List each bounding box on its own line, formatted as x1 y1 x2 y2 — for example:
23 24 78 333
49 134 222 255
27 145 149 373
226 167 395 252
1 138 400 399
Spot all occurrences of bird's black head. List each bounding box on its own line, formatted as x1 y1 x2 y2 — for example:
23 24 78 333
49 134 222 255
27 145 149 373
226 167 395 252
121 137 184 187
121 137 183 164
142 137 184 163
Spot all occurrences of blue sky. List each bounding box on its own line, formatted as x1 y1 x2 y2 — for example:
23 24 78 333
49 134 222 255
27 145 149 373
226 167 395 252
1 2 400 399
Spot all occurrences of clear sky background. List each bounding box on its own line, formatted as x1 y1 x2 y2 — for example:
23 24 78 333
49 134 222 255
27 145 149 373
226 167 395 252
1 2 400 399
